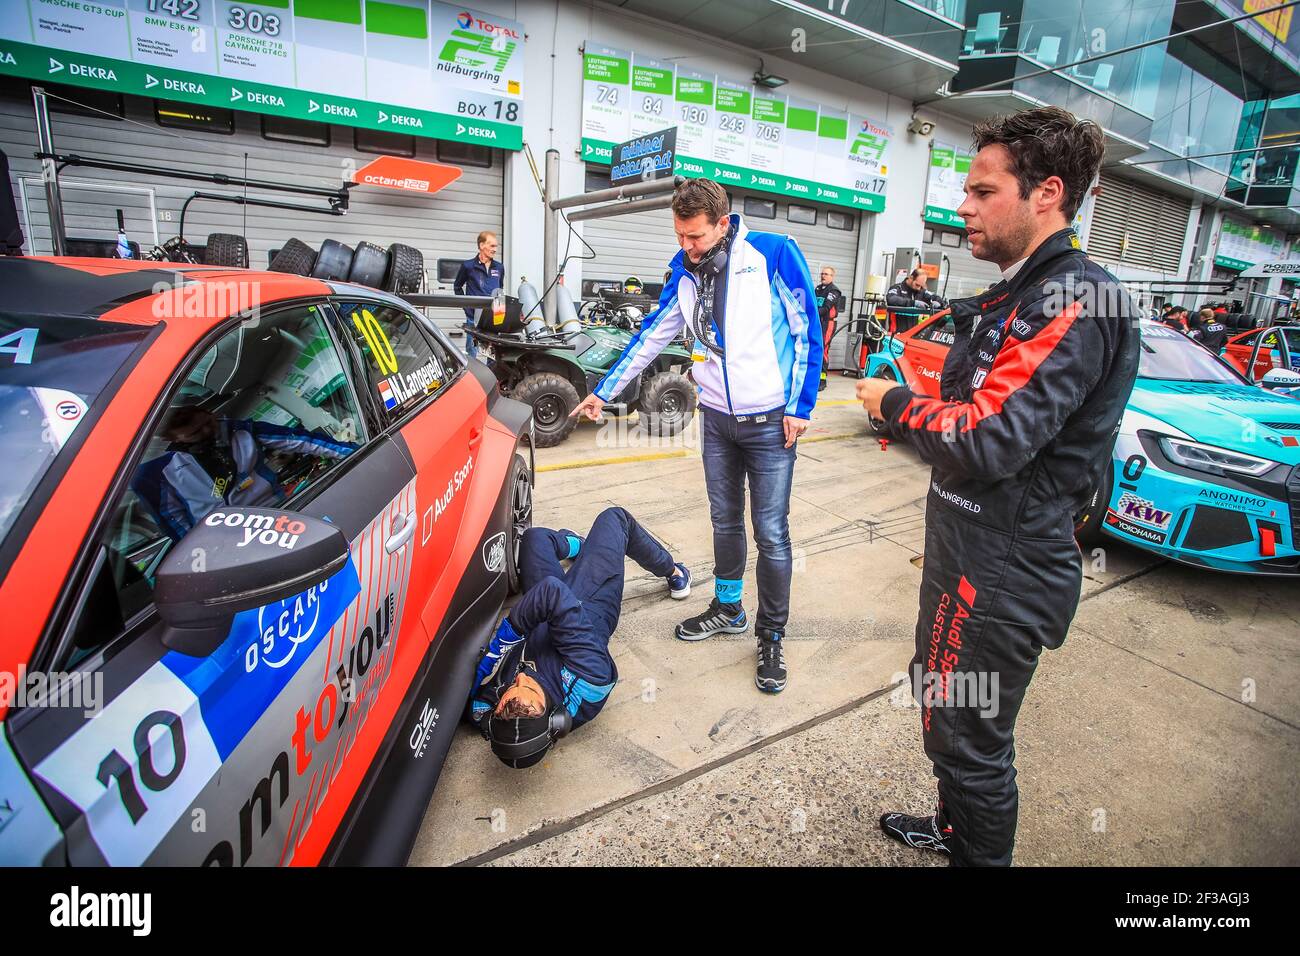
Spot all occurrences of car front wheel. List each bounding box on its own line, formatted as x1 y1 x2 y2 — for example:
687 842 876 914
506 452 532 594
1074 460 1114 546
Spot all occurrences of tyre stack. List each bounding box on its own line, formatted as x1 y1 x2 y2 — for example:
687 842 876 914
267 237 425 293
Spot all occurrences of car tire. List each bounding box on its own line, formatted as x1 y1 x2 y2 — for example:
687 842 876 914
506 452 532 595
202 232 249 268
1074 460 1114 546
638 370 696 437
311 239 354 281
867 366 897 435
383 242 424 294
268 238 316 275
348 241 390 288
513 372 579 448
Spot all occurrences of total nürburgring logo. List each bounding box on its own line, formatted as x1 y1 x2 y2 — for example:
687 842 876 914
457 11 473 28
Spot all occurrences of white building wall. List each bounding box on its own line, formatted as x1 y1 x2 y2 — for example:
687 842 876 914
498 0 974 301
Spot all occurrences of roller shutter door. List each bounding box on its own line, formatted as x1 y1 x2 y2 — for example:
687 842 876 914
582 172 862 369
1087 173 1190 275
0 84 504 333
923 224 1001 301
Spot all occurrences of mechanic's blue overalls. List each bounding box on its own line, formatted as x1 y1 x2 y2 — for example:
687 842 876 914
504 507 675 728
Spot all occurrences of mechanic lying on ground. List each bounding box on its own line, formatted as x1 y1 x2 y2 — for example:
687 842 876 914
468 507 691 768
134 405 357 541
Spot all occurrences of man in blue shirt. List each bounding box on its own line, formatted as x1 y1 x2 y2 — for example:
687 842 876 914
453 230 503 359
469 507 691 768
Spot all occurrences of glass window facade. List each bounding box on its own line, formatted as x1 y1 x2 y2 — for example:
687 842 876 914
961 0 1172 115
1149 56 1244 174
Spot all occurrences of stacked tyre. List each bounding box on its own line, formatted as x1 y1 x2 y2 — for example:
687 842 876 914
268 237 424 293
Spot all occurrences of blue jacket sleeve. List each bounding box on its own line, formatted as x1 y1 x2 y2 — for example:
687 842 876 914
453 261 469 296
775 237 822 419
243 421 357 459
593 267 686 402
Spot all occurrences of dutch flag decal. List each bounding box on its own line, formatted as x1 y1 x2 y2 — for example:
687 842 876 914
378 379 397 410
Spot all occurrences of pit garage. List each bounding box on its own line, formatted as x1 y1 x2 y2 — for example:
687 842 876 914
0 79 505 335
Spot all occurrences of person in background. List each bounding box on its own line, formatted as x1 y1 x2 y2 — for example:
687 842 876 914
1161 305 1190 333
886 267 947 311
453 230 503 360
1191 307 1228 353
815 266 844 392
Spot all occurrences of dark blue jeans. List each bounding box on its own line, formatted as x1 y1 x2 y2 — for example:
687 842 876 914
700 405 797 632
518 507 675 642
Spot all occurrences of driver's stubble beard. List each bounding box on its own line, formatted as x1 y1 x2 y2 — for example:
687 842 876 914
975 200 1037 269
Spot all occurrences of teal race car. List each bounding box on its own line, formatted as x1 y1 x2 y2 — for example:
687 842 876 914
868 313 1300 574
1075 322 1300 574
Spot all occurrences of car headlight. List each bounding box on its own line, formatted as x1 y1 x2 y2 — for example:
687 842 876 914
1158 436 1274 477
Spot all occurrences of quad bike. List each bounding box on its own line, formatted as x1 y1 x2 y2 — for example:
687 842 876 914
471 289 696 448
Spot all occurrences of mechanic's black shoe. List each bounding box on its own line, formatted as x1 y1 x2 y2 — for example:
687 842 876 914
879 812 952 857
755 628 787 693
675 598 747 641
818 375 828 392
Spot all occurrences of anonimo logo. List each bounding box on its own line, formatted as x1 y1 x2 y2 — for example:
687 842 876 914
482 532 507 572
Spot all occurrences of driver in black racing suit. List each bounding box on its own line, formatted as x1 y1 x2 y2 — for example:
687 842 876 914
857 107 1139 866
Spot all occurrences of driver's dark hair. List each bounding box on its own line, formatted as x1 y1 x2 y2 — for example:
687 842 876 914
971 106 1104 221
672 178 730 223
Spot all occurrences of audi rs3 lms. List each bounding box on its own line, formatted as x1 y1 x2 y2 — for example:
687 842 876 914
0 256 534 866
868 312 1300 575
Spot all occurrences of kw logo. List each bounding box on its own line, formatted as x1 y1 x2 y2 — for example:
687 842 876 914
1117 492 1172 530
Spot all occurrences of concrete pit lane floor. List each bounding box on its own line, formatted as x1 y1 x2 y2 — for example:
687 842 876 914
409 375 1300 867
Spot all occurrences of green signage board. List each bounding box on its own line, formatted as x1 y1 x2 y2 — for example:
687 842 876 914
580 43 892 214
924 145 970 227
0 1 524 150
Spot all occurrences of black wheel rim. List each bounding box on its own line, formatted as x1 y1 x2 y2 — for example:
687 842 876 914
658 388 685 418
533 394 563 429
511 466 533 568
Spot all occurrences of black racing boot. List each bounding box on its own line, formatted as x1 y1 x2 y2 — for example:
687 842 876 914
879 812 953 857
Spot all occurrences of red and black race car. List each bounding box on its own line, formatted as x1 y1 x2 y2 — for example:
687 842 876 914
0 257 533 866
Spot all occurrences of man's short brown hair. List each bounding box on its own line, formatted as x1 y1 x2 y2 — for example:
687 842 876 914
971 106 1104 221
671 178 729 223
477 230 497 247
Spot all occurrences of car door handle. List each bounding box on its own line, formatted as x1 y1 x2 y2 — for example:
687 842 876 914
469 426 483 448
385 512 417 553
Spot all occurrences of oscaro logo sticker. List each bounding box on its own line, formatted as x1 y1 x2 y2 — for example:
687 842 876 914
205 511 306 550
247 579 329 672
482 531 506 572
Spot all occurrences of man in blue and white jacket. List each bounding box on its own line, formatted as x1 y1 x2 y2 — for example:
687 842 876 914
573 178 821 694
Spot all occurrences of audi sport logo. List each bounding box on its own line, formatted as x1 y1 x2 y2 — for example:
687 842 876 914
483 532 507 572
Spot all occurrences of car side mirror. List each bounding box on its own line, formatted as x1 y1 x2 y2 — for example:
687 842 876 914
153 508 350 657
1259 368 1300 390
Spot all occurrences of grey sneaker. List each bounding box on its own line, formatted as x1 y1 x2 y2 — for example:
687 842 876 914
675 598 748 641
755 628 787 693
